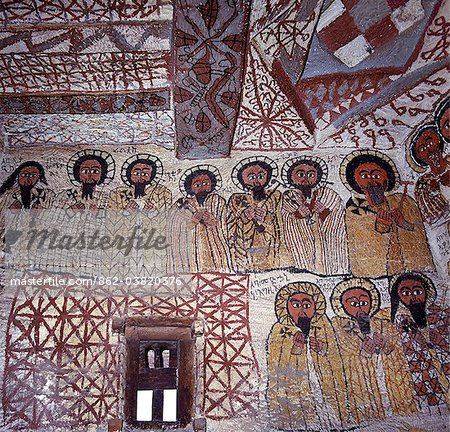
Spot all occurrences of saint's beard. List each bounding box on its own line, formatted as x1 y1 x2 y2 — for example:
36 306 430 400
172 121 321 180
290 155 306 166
19 184 33 209
81 182 97 200
195 190 210 206
133 182 148 199
294 183 314 199
407 302 427 329
364 182 386 206
250 185 266 202
296 316 312 337
355 313 371 335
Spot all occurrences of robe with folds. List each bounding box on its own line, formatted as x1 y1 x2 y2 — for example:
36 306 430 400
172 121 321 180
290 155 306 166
346 193 435 278
281 187 349 275
227 190 284 272
0 184 55 210
267 317 349 431
332 311 418 425
167 193 231 273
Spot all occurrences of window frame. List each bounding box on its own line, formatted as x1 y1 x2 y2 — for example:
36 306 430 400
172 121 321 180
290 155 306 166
121 317 195 429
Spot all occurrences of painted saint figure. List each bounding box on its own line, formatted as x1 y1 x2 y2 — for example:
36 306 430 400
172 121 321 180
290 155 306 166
280 156 348 274
107 154 172 212
390 272 450 411
267 282 349 431
408 120 449 225
0 161 55 209
56 149 115 210
167 165 230 272
331 278 418 425
341 150 434 278
227 156 284 272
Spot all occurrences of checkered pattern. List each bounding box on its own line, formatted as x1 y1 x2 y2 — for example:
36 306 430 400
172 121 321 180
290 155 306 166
317 0 425 67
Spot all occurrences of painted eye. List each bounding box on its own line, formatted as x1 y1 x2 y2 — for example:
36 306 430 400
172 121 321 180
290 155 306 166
292 302 300 308
303 303 311 309
401 290 411 297
307 172 315 178
413 289 423 296
361 301 368 306
350 301 359 307
361 173 369 179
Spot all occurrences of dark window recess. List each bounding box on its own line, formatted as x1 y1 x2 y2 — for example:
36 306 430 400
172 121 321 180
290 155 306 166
123 319 194 429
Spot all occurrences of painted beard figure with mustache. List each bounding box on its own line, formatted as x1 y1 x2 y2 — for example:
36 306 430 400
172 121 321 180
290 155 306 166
405 302 428 330
195 190 210 207
296 316 312 338
355 312 371 335
133 181 148 199
250 184 266 202
362 181 387 207
294 183 314 200
19 184 34 209
81 182 97 200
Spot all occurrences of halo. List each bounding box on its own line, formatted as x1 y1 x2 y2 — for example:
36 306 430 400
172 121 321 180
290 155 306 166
281 156 328 188
179 164 222 197
389 272 437 306
406 124 440 173
120 154 163 186
434 96 450 144
339 149 400 194
275 282 326 327
67 149 115 186
231 156 278 190
330 278 380 319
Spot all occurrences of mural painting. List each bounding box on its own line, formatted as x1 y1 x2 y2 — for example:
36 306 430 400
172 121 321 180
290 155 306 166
0 0 448 431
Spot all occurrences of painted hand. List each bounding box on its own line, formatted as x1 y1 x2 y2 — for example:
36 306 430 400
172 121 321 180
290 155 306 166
254 207 267 222
361 336 377 356
243 207 255 221
309 337 325 354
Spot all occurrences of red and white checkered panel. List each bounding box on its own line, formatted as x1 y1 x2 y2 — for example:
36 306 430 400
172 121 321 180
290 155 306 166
317 0 425 67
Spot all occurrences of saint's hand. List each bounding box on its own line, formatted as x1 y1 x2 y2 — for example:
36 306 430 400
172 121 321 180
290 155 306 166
126 199 139 210
9 200 22 210
70 202 85 210
202 211 218 227
373 332 389 352
143 200 155 210
293 331 306 349
254 207 267 222
361 336 377 356
192 211 204 225
243 207 255 221
309 337 325 354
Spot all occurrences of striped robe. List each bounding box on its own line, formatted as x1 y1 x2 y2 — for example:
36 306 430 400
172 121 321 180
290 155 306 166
167 193 231 273
281 187 349 275
227 190 283 272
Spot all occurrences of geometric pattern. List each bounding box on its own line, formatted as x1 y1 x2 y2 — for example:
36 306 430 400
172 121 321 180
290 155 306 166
0 0 172 24
233 46 314 151
197 273 259 419
0 24 171 56
1 111 176 149
2 272 259 429
0 91 170 114
173 0 251 159
0 52 170 93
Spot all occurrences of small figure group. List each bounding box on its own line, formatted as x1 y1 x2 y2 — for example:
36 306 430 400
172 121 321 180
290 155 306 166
267 272 449 431
408 96 449 225
0 147 437 278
